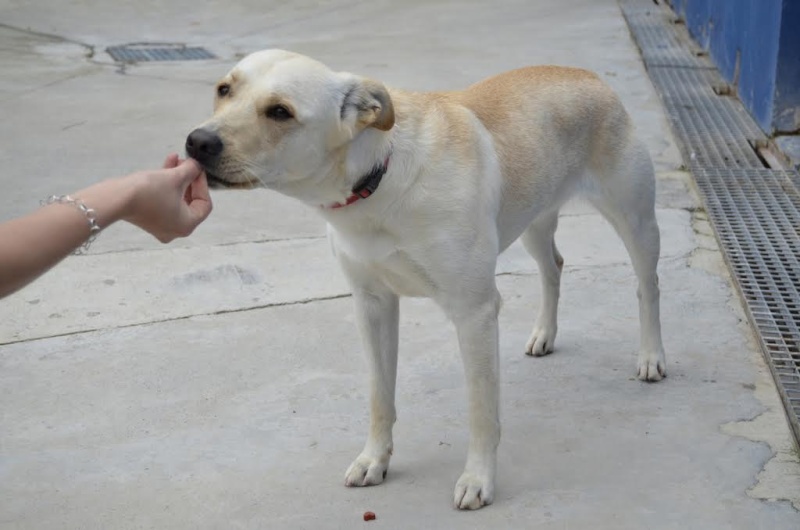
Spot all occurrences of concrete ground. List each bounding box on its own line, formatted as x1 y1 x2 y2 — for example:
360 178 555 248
1 0 799 528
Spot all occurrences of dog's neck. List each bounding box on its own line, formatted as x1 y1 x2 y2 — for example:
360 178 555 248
327 145 392 209
334 128 394 204
276 128 394 209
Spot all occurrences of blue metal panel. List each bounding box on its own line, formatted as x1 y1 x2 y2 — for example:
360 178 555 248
664 0 798 135
774 0 800 132
683 0 714 50
719 0 781 133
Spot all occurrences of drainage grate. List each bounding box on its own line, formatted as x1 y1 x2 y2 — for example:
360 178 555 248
648 66 766 168
621 0 800 446
788 170 800 192
106 43 216 63
692 168 800 439
622 11 713 69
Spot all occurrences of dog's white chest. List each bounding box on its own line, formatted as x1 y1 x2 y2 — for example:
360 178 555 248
330 229 434 298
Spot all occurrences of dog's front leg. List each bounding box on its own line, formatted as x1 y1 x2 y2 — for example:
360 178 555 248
344 285 399 487
447 291 501 510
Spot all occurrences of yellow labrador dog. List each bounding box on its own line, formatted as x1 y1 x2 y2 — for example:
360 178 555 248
186 49 666 510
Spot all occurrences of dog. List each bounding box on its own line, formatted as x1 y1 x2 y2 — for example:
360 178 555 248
186 49 667 510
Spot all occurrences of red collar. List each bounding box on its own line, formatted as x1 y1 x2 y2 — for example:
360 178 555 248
328 151 392 209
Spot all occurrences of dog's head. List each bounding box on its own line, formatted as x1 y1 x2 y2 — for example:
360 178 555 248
186 49 394 191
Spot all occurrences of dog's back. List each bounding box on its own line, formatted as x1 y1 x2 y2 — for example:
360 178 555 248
409 66 636 250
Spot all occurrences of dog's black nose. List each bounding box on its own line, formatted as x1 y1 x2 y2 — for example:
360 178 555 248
186 128 223 165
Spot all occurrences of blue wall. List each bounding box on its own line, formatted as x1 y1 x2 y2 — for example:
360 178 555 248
667 0 799 134
774 0 800 132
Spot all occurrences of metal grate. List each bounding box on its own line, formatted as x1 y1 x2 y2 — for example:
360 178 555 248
622 11 713 69
692 168 800 437
621 0 800 446
648 66 766 168
618 0 668 14
788 170 800 191
106 43 216 63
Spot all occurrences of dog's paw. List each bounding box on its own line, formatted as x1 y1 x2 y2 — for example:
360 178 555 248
454 471 494 510
637 350 666 382
525 324 557 357
344 452 390 487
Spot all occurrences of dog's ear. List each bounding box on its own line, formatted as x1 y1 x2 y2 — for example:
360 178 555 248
340 76 395 132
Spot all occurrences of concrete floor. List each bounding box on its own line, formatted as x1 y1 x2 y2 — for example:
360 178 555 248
1 0 799 528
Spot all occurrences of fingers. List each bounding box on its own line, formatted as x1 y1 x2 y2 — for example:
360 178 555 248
190 171 211 201
189 199 213 225
187 174 213 222
140 155 212 242
173 158 204 187
178 157 212 218
162 153 180 169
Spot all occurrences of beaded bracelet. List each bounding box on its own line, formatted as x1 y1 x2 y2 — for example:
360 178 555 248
41 195 101 254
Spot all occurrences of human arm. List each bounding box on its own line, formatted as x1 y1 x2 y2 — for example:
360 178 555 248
0 154 212 299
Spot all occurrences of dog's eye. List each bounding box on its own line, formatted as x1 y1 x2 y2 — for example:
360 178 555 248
265 104 293 121
217 84 231 97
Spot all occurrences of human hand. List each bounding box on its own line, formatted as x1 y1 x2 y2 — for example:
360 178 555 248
122 154 213 243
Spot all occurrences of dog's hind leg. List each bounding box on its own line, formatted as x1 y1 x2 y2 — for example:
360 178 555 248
586 140 666 381
521 210 563 356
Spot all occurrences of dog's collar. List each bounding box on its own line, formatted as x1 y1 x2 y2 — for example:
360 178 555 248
327 149 392 209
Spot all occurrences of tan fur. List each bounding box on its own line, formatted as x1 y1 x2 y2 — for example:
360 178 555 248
454 67 633 222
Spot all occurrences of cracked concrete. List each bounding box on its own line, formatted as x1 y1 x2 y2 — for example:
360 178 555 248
684 173 800 512
0 24 99 103
1 0 799 528
722 355 800 512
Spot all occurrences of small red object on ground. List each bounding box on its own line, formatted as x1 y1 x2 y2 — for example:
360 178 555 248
363 511 376 521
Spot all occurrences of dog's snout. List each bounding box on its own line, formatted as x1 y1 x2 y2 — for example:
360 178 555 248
186 128 223 164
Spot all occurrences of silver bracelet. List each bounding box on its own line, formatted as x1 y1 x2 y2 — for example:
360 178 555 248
41 194 101 254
